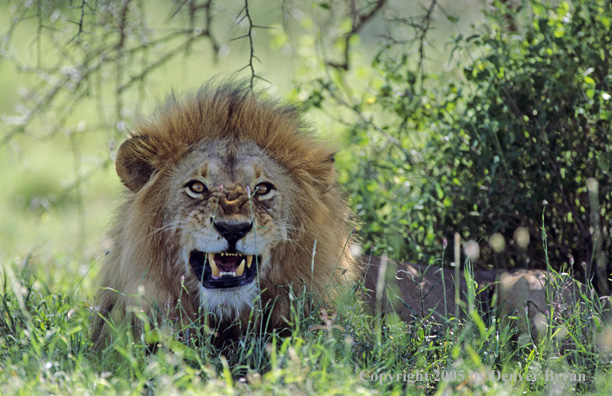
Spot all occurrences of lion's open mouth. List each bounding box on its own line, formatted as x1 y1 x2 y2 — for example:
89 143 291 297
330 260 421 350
189 250 258 289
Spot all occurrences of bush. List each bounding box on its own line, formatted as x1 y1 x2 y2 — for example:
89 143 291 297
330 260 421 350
312 0 612 287
429 0 611 277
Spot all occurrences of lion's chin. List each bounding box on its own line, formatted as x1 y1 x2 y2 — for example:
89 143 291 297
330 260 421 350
189 250 259 289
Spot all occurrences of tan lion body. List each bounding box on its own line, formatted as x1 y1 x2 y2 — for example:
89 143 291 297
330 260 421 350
364 258 587 340
363 257 495 324
92 82 358 348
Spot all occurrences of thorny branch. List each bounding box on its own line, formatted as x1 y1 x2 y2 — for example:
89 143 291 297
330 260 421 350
318 1 440 163
327 0 387 71
0 0 223 249
67 0 88 44
381 0 439 91
1 1 222 145
233 0 273 90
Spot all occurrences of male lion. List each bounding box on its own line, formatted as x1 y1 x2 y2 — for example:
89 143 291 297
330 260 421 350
92 82 359 348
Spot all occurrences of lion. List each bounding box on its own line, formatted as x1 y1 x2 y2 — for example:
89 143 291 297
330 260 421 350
363 257 593 342
362 256 495 325
91 81 359 349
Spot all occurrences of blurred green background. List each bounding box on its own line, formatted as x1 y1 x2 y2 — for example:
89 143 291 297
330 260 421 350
0 0 483 287
2 0 610 294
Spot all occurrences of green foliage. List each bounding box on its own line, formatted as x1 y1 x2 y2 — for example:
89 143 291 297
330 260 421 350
429 0 612 273
314 0 612 278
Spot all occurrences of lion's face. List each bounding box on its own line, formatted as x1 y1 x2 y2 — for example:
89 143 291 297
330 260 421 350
160 139 294 315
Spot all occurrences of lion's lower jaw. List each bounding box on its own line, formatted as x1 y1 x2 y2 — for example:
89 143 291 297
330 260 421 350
198 282 258 319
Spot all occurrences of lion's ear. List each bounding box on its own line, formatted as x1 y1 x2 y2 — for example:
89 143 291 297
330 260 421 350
315 152 337 193
115 136 159 192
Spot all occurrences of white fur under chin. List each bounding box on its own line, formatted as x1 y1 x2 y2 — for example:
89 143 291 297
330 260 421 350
198 282 258 320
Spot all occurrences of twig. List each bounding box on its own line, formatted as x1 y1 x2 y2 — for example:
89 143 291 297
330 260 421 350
327 0 387 71
233 0 272 90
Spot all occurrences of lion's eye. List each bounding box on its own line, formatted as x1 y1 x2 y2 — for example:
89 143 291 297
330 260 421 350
185 180 207 198
254 182 274 197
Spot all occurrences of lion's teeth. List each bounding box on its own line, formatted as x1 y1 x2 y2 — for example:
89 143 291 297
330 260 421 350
208 253 220 277
206 252 252 279
236 259 245 276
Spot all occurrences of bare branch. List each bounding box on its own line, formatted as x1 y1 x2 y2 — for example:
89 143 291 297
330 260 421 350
67 0 88 44
233 0 273 90
327 0 387 71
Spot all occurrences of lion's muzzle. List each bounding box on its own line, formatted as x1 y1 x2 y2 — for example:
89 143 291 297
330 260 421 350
213 221 253 248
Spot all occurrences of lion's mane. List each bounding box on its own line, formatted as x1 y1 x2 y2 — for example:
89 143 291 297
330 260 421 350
92 82 359 348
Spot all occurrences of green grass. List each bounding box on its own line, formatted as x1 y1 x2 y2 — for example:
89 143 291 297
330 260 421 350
1 248 611 395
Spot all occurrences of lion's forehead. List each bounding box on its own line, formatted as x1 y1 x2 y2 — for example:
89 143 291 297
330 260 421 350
177 139 283 186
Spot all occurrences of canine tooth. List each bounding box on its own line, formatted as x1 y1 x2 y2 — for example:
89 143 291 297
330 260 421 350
208 253 220 277
246 255 253 268
236 259 245 276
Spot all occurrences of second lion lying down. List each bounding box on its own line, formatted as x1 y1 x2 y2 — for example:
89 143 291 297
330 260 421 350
363 257 586 341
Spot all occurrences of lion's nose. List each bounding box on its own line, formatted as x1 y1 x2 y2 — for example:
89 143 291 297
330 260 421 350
214 221 253 244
